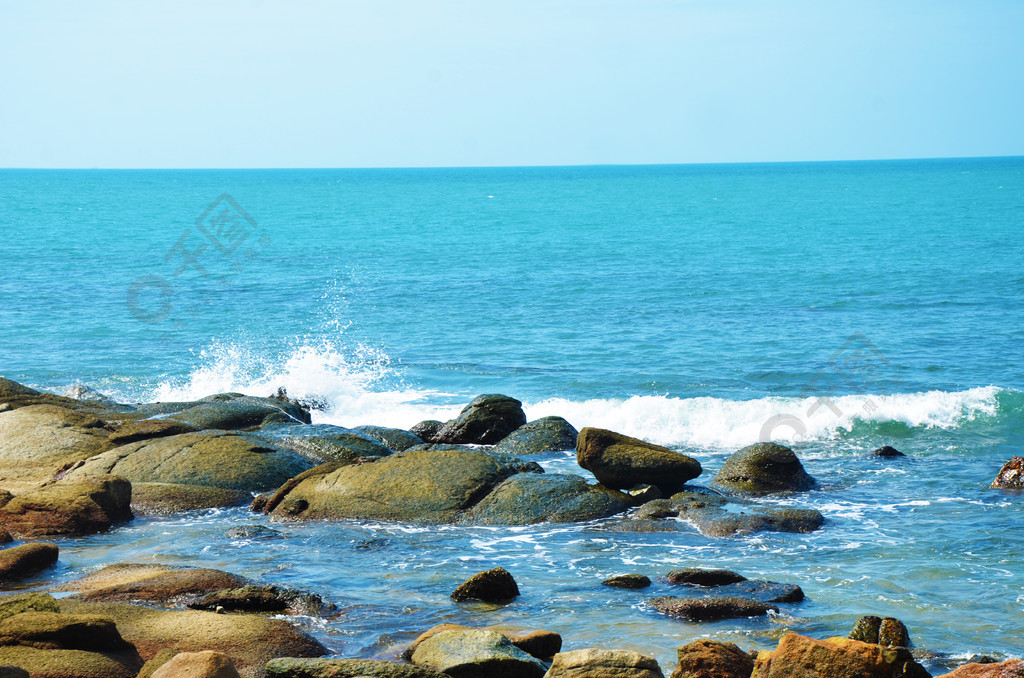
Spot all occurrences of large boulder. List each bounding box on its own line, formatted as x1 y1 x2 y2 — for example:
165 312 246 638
66 432 313 499
410 628 546 678
631 489 824 537
672 639 753 678
0 543 59 582
576 428 701 494
545 648 665 678
0 404 113 488
450 567 519 603
751 634 929 678
264 449 518 524
353 426 424 452
150 650 242 678
433 395 527 445
461 473 631 525
135 393 311 429
712 443 816 495
649 596 778 622
55 563 249 606
937 660 1024 677
265 658 447 677
0 476 131 538
59 599 327 678
991 457 1024 489
491 417 579 456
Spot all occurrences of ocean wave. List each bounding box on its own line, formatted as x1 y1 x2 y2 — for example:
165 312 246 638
136 340 1009 449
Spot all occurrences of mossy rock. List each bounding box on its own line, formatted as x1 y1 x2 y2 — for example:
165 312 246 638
410 628 546 678
712 443 816 495
107 420 201 446
0 476 131 538
256 424 393 464
130 482 251 514
0 646 141 678
451 567 520 603
0 593 60 621
188 585 334 616
673 639 753 678
576 428 702 494
491 417 579 456
0 404 113 487
432 395 527 445
0 543 59 582
546 649 665 678
602 574 652 589
461 473 631 525
265 658 447 678
649 596 778 622
55 563 249 606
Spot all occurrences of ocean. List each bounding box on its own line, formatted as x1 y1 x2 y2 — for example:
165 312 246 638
1 158 1023 670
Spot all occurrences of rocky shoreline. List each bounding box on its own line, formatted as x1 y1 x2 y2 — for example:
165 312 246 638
0 376 1019 677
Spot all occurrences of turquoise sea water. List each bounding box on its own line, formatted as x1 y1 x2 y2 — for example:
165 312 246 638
1 159 1023 670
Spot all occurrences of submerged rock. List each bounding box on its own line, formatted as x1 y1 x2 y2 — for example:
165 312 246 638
0 476 132 538
451 567 520 604
649 596 778 622
491 417 579 456
0 543 59 582
410 628 546 678
750 633 929 678
872 446 906 458
433 394 527 445
712 443 816 495
991 457 1024 490
188 585 334 616
666 568 747 587
461 473 631 525
672 639 753 678
545 648 665 678
710 580 804 604
630 488 824 537
602 574 652 589
576 428 702 494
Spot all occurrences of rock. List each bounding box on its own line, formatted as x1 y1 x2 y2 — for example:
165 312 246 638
0 543 59 581
712 443 816 495
634 489 824 537
131 482 251 514
150 650 242 678
649 596 778 622
576 428 702 494
433 395 527 445
265 449 517 524
872 446 905 458
257 424 393 464
410 421 444 443
849 615 882 644
672 639 754 678
991 457 1024 489
461 473 631 525
59 599 327 677
0 646 140 678
936 659 1024 677
709 580 804 603
0 593 60 620
0 476 131 538
602 574 652 589
402 624 470 660
545 648 665 678
188 585 334 616
0 610 131 651
0 666 26 678
108 420 202 446
265 657 447 678
491 417 579 456
451 567 520 603
750 633 929 678
666 568 747 587
625 483 664 504
410 628 546 678
66 431 313 494
136 393 311 429
353 426 424 452
0 404 112 487
55 563 249 606
848 616 911 647
503 629 561 661
226 525 280 540
60 384 119 405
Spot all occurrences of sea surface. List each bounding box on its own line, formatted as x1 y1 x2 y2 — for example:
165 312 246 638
1 159 1023 671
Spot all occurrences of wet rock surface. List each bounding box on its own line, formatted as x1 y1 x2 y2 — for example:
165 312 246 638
712 443 817 495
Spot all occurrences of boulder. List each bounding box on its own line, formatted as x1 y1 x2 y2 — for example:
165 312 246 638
872 446 905 458
108 420 201 446
66 431 313 494
545 648 665 678
257 424 393 464
461 473 631 525
433 395 527 445
403 625 560 663
0 611 130 651
451 567 519 603
750 634 929 678
410 421 444 443
491 417 579 456
265 657 447 677
131 482 251 514
58 599 327 677
991 457 1024 490
602 574 652 589
576 428 702 494
712 443 816 495
150 650 242 678
0 543 59 582
666 568 747 587
672 639 753 678
936 660 1024 677
55 563 249 606
136 393 311 429
188 585 334 616
265 449 517 524
0 404 112 488
649 596 778 622
0 476 131 538
0 594 60 621
353 426 424 452
410 628 546 678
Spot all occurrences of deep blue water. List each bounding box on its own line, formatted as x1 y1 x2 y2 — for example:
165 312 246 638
1 159 1023 671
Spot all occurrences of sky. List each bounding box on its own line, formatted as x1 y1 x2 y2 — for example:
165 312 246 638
1 0 1023 168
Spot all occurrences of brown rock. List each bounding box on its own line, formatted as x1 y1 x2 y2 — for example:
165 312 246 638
751 634 928 678
672 639 754 678
0 476 131 538
649 596 778 622
0 543 59 582
576 428 702 494
937 659 1024 677
55 563 248 606
545 648 665 678
451 567 520 603
151 650 242 678
108 420 201 446
602 574 652 589
0 404 112 488
991 457 1024 489
265 657 447 677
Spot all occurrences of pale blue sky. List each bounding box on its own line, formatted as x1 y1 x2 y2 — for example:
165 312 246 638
1 0 1022 168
